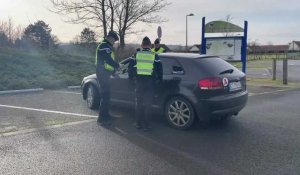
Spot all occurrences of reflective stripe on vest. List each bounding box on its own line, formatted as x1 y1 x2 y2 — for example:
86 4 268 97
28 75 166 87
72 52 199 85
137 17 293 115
136 51 155 75
95 41 115 71
151 47 165 54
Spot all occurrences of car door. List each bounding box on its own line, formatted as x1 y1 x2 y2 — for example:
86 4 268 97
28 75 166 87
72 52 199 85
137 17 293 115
110 60 135 105
153 57 184 106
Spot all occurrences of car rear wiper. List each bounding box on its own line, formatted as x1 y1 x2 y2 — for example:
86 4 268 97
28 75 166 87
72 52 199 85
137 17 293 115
219 69 234 75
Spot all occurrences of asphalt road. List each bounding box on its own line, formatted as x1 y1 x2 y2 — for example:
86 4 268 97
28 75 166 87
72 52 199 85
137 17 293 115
1 88 300 175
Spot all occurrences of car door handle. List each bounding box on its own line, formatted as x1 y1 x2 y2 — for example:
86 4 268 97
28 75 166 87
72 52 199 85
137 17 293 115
172 71 184 75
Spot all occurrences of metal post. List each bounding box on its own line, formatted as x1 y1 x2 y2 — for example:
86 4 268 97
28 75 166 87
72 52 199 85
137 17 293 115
185 13 194 52
201 17 206 54
241 21 248 73
272 59 276 80
283 58 288 85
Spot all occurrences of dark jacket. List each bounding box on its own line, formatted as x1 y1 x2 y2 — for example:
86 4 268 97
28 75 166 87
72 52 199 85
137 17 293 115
128 48 163 82
96 39 119 72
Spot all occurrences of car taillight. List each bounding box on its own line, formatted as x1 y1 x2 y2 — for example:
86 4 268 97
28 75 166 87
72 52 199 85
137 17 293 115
198 77 223 90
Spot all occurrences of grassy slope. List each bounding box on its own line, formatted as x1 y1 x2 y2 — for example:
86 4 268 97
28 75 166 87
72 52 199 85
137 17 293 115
0 47 95 90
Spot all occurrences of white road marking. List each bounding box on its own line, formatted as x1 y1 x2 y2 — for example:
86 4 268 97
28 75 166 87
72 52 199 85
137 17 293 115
248 93 255 96
0 104 97 118
0 119 95 137
53 91 81 95
114 127 128 135
68 86 81 89
111 114 123 118
0 88 44 95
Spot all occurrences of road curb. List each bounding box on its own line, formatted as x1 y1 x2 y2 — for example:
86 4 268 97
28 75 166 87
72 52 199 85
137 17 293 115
0 88 44 95
67 86 81 89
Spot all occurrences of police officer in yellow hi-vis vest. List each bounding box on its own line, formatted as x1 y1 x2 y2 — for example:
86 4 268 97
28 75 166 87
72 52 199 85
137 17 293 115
151 38 166 54
95 31 120 126
128 36 163 131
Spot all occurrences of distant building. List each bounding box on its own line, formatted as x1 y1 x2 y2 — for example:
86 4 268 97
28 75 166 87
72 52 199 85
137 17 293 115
167 45 186 52
248 45 289 54
288 41 300 51
189 44 201 53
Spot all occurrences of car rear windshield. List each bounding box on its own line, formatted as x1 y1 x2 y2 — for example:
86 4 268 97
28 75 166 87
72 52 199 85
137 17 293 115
195 57 240 76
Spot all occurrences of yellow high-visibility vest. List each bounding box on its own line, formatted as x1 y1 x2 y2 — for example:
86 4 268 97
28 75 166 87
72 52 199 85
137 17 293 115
95 41 115 71
136 51 155 75
151 47 165 54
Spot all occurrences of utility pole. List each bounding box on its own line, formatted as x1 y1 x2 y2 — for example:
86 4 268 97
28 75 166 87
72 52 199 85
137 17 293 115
186 13 194 52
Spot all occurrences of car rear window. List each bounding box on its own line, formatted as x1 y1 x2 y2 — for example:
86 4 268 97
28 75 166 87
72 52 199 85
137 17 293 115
195 57 240 75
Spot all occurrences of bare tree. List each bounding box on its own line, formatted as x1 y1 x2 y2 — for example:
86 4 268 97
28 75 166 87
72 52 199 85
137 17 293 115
0 21 8 37
114 0 169 48
8 18 13 44
49 0 170 48
12 25 24 43
49 0 109 36
248 39 260 59
0 18 23 46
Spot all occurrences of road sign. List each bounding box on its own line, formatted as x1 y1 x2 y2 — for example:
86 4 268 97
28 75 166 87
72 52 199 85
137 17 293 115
157 26 162 39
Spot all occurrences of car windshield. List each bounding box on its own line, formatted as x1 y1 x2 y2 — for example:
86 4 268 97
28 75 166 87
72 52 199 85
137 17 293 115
1 0 300 175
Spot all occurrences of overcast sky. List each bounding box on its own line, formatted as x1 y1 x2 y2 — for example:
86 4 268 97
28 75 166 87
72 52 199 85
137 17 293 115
0 0 299 45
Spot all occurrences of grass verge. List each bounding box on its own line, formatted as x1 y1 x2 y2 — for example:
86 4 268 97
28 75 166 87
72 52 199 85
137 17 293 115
0 47 95 91
247 77 300 88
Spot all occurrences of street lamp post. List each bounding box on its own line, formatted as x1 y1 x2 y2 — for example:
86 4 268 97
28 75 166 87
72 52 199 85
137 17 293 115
186 13 194 52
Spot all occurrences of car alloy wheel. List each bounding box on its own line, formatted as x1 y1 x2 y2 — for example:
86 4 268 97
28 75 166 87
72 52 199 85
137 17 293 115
86 84 99 109
166 97 195 129
87 86 94 108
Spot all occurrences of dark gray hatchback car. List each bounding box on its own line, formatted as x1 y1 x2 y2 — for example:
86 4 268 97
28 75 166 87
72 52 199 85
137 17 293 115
82 53 248 129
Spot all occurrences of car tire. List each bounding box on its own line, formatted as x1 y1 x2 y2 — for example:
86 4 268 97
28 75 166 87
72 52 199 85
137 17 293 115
165 97 195 130
86 84 100 110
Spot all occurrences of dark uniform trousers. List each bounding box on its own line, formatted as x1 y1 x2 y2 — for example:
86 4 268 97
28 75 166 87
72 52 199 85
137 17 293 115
96 68 111 121
135 76 154 127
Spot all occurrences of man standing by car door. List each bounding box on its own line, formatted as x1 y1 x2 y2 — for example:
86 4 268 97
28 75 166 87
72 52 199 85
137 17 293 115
95 31 120 126
151 38 166 54
128 36 163 131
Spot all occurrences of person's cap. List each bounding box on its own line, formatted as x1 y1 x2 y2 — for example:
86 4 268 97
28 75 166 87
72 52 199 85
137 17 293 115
154 38 160 44
142 36 151 46
107 31 119 41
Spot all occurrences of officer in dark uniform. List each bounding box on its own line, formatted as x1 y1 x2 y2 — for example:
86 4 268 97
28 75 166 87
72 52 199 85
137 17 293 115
128 36 163 131
151 38 166 54
95 31 120 126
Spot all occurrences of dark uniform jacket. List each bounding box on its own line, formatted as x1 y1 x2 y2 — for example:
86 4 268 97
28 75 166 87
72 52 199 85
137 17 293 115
128 48 163 82
96 39 119 72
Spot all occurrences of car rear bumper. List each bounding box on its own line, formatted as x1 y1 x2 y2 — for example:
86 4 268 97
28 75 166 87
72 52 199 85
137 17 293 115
193 91 248 120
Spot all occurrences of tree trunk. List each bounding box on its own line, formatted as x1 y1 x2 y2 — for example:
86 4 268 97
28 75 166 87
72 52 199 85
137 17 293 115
119 0 129 48
102 0 107 37
119 30 125 48
109 0 114 31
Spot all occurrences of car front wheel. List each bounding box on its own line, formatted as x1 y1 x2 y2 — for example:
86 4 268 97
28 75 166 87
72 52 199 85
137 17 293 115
165 97 195 130
86 84 100 109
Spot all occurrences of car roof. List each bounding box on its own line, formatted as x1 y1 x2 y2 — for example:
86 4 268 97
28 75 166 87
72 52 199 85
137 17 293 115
158 52 216 59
